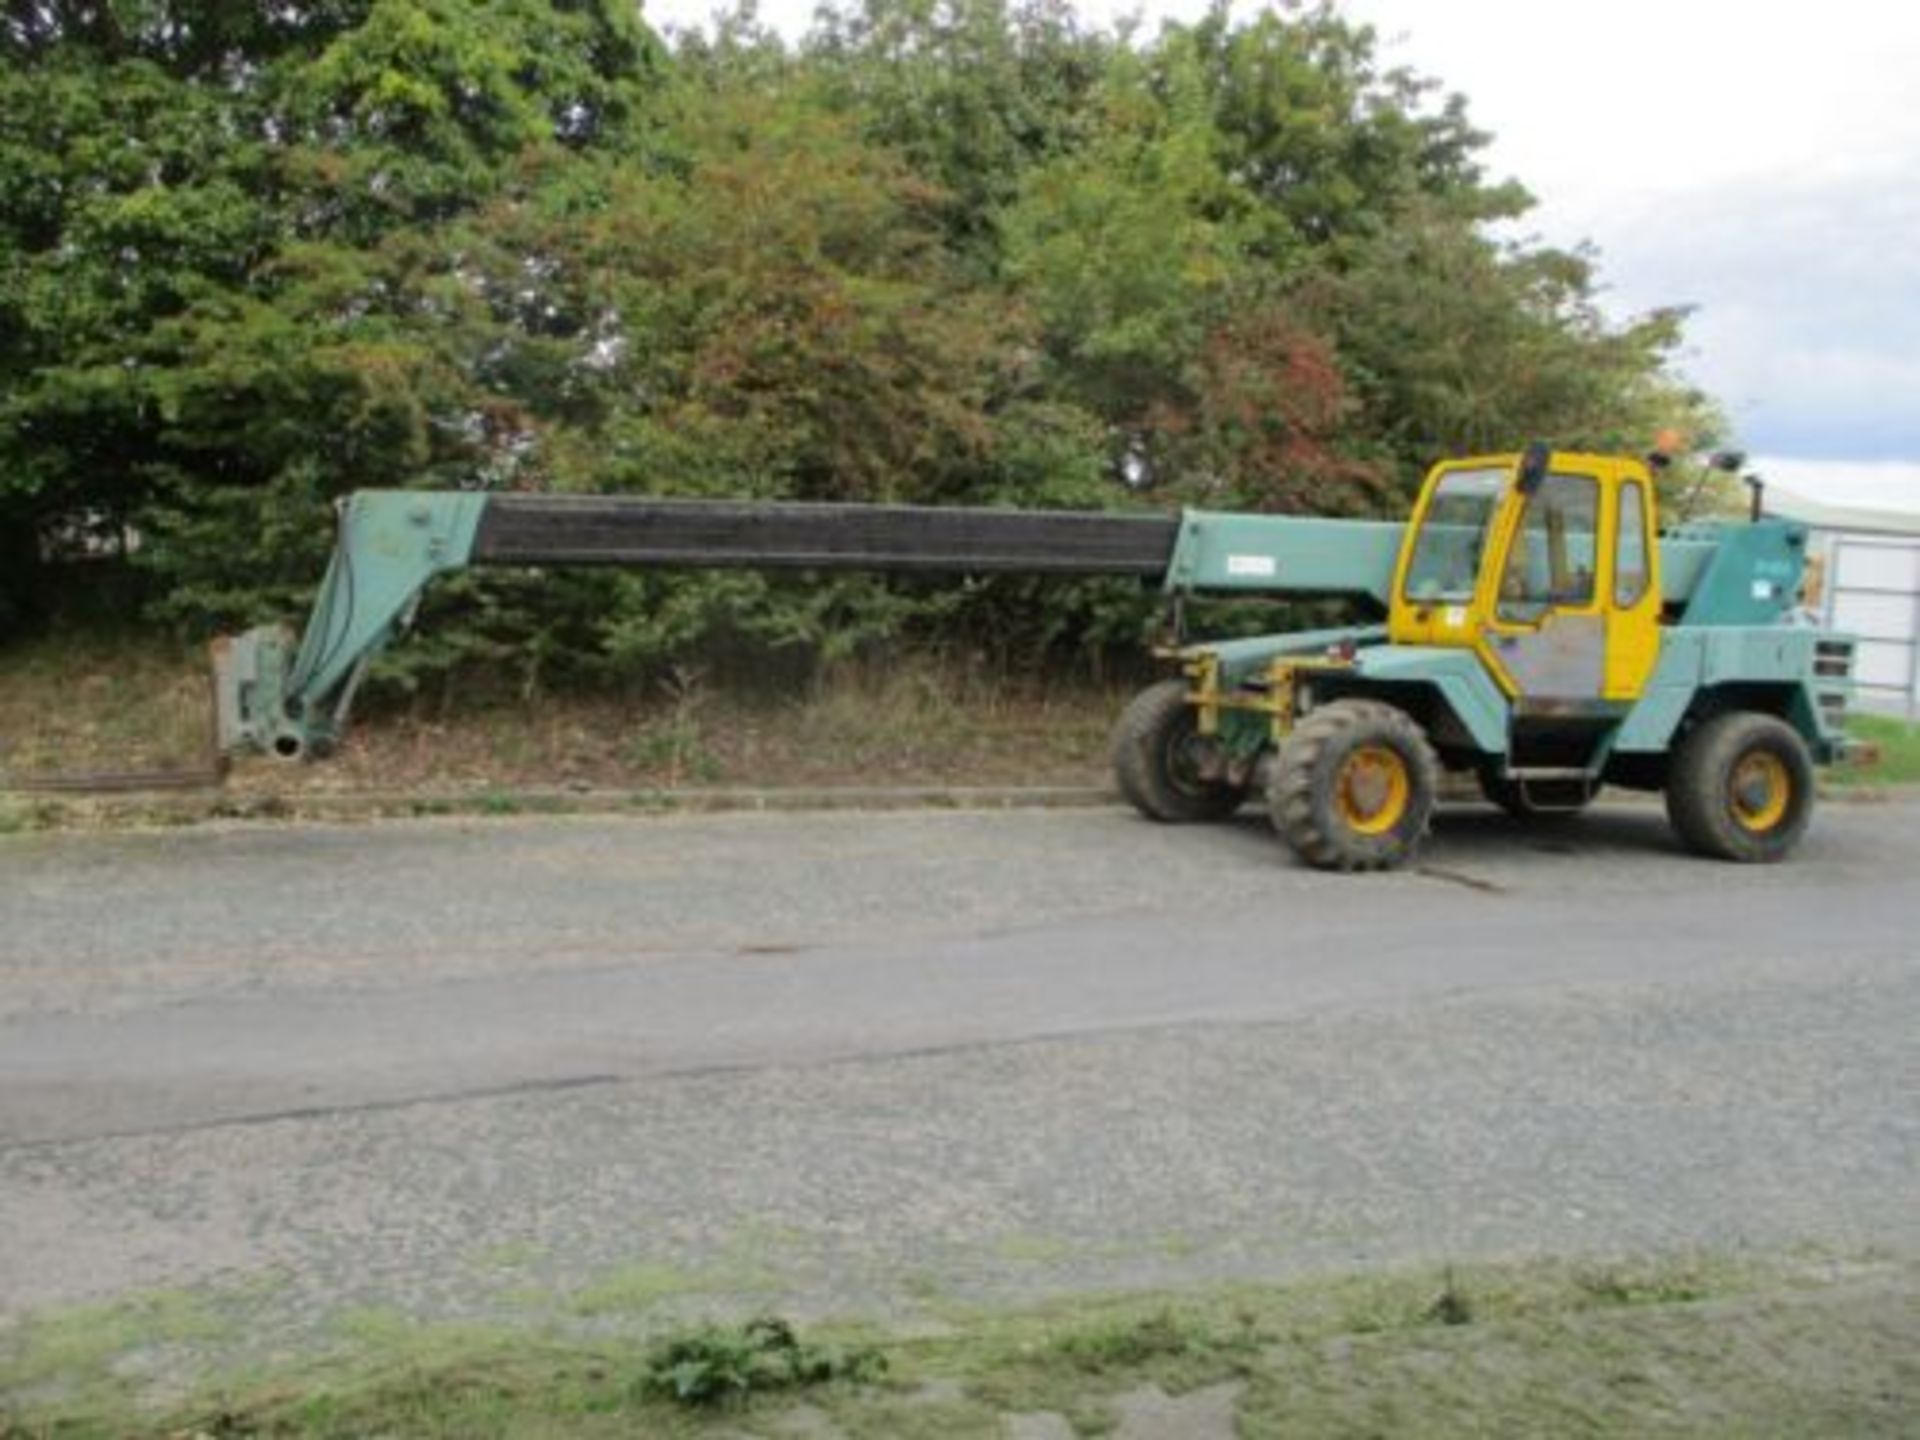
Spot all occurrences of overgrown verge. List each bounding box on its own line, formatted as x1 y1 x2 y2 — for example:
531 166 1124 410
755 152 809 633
5 631 1915 835
2 1252 1912 1438
0 630 1126 816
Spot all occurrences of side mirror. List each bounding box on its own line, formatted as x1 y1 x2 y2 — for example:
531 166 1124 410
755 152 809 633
1517 442 1551 495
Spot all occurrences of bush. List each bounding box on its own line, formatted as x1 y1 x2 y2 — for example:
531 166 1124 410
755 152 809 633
636 1316 886 1408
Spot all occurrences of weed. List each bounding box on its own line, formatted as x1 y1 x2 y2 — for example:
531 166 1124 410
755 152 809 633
1424 1267 1475 1326
637 1316 886 1407
619 668 726 785
1573 1261 1710 1308
477 789 520 816
622 714 723 784
1050 1306 1258 1374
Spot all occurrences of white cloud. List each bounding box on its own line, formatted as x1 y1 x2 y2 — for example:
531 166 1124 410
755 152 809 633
1584 167 1920 457
1347 0 1920 464
1351 0 1920 215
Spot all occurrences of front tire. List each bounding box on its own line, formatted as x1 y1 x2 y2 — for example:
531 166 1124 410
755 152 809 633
1665 711 1814 862
1269 699 1439 871
1112 679 1248 822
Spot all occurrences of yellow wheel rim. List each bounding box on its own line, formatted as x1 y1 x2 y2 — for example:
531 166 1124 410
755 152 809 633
1730 751 1791 832
1336 745 1411 836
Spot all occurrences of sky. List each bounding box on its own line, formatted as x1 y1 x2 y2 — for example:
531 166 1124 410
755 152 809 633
641 0 1920 512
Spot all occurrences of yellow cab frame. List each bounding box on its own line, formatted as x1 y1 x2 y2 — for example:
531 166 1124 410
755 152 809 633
1388 449 1664 706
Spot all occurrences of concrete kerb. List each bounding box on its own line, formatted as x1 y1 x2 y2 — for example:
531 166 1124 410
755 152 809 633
2 777 1910 834
0 782 1121 831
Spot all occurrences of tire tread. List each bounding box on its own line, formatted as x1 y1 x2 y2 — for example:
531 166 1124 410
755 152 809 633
1269 699 1439 871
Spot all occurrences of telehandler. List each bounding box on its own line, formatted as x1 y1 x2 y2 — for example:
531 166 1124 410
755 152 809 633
214 444 1856 869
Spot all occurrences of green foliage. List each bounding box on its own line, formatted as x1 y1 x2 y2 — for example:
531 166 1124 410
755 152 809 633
637 1316 886 1407
1842 714 1920 785
1049 1305 1258 1372
3 0 1714 690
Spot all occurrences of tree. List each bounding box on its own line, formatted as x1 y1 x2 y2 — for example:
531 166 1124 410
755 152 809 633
0 0 666 635
3 0 1720 682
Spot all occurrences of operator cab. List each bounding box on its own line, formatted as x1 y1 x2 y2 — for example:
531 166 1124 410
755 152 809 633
1390 449 1663 711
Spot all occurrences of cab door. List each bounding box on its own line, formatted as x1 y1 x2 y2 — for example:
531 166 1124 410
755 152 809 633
1604 473 1662 699
1482 466 1609 708
1480 459 1662 709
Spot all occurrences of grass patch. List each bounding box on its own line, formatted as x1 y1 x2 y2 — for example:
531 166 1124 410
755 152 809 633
1 629 1124 819
568 1263 715 1318
1839 712 1920 785
1422 1267 1475 1326
0 1287 234 1418
3 1252 1912 1438
1049 1306 1260 1373
565 1251 785 1319
1571 1256 1715 1307
0 796 60 834
0 630 214 780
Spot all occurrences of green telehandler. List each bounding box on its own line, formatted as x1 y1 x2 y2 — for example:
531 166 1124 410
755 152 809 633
214 444 1858 870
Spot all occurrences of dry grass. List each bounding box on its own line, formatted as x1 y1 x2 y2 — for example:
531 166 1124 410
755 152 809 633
0 631 1124 799
0 631 216 777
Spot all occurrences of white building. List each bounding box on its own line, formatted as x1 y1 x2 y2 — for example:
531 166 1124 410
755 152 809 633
1769 489 1920 717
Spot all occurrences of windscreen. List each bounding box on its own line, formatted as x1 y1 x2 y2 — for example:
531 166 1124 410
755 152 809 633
1402 467 1506 603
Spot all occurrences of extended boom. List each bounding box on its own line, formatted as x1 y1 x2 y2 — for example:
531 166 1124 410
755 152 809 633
214 449 1860 869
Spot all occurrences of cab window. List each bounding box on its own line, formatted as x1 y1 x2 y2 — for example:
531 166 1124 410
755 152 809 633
1615 480 1650 606
1402 467 1505 603
1498 473 1598 622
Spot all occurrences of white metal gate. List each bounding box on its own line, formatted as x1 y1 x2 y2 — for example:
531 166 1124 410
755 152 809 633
1821 533 1920 717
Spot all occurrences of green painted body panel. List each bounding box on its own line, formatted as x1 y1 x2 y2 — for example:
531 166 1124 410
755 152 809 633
1188 624 1388 682
1160 510 1763 612
1612 626 1850 760
219 490 488 756
1163 511 1403 603
1657 538 1715 604
1348 644 1511 753
1185 626 1511 755
1169 511 1837 771
1668 518 1809 625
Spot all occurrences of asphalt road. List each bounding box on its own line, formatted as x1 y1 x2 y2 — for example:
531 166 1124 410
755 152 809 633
1 798 1916 1339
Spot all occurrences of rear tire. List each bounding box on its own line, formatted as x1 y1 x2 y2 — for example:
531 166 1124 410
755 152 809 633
1665 711 1814 862
1269 699 1439 871
1112 679 1248 822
